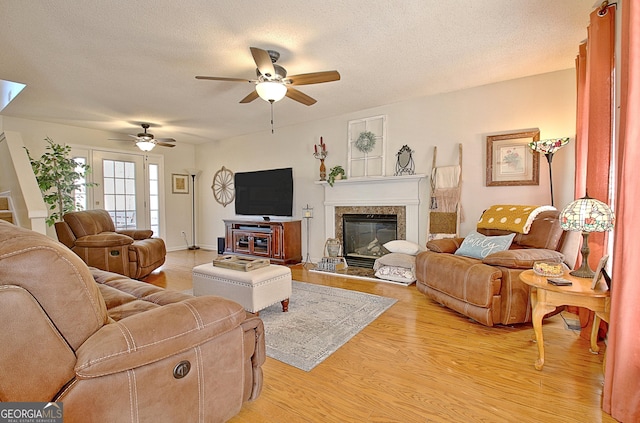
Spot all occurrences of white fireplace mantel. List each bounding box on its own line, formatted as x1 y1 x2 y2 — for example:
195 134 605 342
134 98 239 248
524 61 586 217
316 174 427 244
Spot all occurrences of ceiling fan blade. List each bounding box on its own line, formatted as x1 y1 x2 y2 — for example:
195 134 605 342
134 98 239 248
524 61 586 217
155 137 176 143
239 90 259 104
156 142 176 148
287 71 341 86
285 87 317 106
195 76 254 83
250 47 276 78
108 138 132 142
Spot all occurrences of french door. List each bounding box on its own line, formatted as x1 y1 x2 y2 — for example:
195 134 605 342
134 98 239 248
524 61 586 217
92 151 147 230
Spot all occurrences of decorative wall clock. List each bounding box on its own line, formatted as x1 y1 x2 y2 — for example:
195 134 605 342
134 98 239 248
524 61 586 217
212 166 235 207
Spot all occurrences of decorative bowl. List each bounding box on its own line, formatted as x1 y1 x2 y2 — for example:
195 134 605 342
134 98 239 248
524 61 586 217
533 260 564 277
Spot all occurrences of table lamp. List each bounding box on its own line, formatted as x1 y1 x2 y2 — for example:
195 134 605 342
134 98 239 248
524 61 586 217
559 194 615 278
529 137 569 206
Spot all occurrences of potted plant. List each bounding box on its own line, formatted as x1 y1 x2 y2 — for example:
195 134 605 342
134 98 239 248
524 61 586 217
25 137 96 226
327 165 346 187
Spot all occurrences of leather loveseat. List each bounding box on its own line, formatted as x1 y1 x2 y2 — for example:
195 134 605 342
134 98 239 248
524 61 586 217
55 209 166 279
416 209 580 326
0 220 265 422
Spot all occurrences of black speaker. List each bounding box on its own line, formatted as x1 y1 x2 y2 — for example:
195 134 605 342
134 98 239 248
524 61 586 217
217 237 225 254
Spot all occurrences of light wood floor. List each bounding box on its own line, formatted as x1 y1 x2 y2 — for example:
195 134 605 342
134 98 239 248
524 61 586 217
144 250 616 423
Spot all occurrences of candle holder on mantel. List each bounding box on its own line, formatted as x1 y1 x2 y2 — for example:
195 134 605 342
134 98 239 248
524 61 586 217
313 137 328 181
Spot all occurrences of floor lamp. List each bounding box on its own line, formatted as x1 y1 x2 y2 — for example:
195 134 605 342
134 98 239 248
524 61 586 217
302 204 313 268
528 137 569 207
187 168 201 250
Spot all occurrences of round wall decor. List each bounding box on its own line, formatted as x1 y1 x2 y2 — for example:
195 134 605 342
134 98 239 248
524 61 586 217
355 131 377 153
212 166 235 207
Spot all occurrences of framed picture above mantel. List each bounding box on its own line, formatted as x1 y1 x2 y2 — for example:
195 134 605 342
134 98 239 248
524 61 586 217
486 129 540 186
347 115 387 178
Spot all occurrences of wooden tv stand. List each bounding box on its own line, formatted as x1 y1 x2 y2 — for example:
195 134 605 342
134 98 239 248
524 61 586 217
223 219 302 265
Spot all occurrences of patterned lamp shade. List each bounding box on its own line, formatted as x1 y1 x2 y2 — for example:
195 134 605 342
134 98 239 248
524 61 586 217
560 195 615 233
529 137 570 154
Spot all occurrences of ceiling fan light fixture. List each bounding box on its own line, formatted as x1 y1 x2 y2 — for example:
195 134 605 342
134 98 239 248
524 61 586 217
256 81 287 103
136 140 156 152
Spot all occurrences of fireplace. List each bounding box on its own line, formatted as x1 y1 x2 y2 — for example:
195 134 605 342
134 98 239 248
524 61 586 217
342 214 398 268
319 174 426 263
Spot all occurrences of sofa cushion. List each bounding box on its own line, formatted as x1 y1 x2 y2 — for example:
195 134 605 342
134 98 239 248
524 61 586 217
482 249 565 269
454 231 516 259
383 240 424 255
373 252 416 270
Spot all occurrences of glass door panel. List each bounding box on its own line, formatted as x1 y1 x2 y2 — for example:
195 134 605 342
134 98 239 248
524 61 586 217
93 151 146 230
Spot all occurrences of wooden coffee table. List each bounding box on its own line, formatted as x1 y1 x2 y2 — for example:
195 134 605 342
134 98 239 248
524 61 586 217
519 269 610 370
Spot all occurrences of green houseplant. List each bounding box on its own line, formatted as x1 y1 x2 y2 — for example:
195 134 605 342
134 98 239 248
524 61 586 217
26 137 96 226
327 165 346 187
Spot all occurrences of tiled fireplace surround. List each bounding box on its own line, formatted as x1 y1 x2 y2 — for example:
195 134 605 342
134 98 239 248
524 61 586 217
320 175 426 248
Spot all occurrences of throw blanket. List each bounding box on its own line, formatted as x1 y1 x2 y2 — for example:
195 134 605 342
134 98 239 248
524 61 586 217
476 205 556 234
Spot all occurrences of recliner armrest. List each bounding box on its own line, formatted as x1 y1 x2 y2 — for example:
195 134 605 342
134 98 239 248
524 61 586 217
74 233 133 248
117 229 154 240
482 248 565 269
425 237 465 254
75 296 247 377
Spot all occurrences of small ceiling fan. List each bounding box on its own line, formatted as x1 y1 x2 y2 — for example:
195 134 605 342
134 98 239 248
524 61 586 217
195 47 340 106
110 124 176 151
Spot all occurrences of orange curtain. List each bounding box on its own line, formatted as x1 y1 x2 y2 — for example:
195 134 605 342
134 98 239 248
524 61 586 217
571 6 615 341
575 7 615 267
603 0 640 421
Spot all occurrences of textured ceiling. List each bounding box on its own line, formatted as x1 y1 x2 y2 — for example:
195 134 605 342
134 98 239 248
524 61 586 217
0 0 594 144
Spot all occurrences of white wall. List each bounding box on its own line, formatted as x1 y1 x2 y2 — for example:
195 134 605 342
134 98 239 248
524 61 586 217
195 69 577 261
0 116 196 249
0 69 576 259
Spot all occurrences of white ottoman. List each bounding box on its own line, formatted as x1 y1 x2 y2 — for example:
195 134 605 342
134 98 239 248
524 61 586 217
192 263 292 314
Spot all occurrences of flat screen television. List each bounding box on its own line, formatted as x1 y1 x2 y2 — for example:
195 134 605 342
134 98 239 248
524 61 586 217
234 167 293 217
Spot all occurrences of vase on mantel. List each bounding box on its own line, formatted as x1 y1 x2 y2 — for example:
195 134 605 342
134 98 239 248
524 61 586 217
319 159 326 181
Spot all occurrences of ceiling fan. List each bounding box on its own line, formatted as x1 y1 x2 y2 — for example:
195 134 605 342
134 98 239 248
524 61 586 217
110 124 176 152
195 47 340 106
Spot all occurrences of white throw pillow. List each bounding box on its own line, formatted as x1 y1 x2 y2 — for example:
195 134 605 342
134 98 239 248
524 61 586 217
383 240 424 255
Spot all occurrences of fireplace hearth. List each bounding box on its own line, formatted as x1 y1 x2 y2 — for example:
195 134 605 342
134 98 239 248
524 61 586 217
342 214 398 268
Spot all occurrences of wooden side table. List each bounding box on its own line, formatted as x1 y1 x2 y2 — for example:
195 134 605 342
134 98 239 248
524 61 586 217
519 269 610 370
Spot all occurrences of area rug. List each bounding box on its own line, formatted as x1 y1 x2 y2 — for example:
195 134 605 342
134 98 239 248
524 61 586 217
259 281 397 371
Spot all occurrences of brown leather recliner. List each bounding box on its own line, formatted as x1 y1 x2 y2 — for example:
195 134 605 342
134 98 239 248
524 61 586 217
0 220 265 422
55 209 166 279
416 210 580 326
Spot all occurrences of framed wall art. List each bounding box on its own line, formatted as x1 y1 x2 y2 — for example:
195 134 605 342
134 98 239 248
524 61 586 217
486 129 540 186
172 173 189 194
347 115 386 178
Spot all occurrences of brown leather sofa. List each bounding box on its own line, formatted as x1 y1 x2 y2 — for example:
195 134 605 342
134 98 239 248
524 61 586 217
416 210 580 326
55 209 166 279
0 220 265 422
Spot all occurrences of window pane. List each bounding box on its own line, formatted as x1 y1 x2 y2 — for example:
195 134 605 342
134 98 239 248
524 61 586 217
125 194 136 209
103 160 114 177
104 178 115 194
104 194 115 210
125 179 135 194
115 178 125 194
125 162 135 179
115 161 125 178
